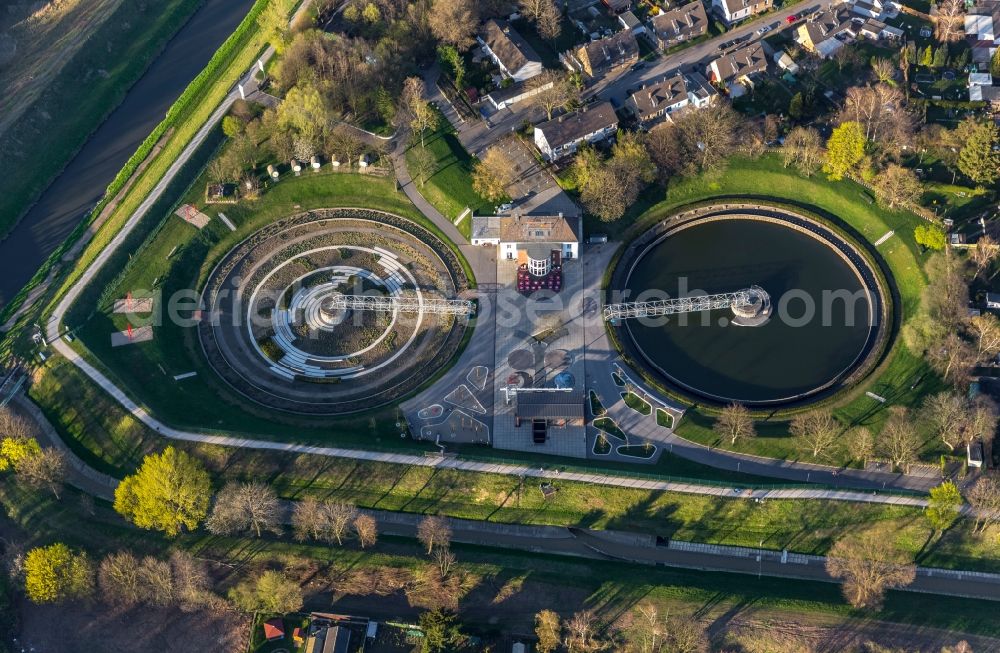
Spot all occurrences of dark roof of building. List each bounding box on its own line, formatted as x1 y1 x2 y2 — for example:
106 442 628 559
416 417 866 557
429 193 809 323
499 213 580 244
650 2 709 41
515 390 586 419
800 8 854 43
320 626 351 653
630 73 687 118
620 10 642 29
710 41 767 82
579 30 639 72
481 19 541 73
685 71 717 102
535 101 619 149
603 0 632 12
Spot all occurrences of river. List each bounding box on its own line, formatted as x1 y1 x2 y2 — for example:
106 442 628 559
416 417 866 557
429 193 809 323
0 0 255 309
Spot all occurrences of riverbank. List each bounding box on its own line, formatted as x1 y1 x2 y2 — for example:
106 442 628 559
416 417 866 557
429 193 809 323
0 0 254 309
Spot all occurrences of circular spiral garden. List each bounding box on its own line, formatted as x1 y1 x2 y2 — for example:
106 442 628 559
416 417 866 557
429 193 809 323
199 209 470 414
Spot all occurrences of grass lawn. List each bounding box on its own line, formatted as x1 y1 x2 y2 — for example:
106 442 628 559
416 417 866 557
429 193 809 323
593 417 627 440
622 391 652 415
405 117 497 238
0 0 205 239
5 477 1000 638
656 408 673 429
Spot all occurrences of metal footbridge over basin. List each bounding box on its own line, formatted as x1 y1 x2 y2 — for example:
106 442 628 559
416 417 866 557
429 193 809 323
326 293 475 316
603 286 770 322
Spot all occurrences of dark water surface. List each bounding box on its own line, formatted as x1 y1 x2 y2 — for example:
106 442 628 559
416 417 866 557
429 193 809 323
0 0 255 309
624 219 873 403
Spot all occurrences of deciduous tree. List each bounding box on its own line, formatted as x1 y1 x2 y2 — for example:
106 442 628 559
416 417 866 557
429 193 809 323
258 0 291 54
354 513 378 548
229 570 303 614
825 527 916 609
966 474 1000 533
23 543 94 604
530 70 578 120
872 164 922 209
920 391 968 451
790 409 841 459
714 403 755 445
781 126 824 176
934 0 965 43
848 426 876 464
914 224 947 251
400 77 439 148
823 121 866 180
113 447 211 537
206 481 283 538
472 145 518 201
16 447 66 499
291 497 357 545
926 480 963 530
535 609 562 653
428 0 478 50
969 313 1000 363
971 235 1000 278
411 146 437 188
417 515 453 555
565 610 601 653
870 57 896 85
878 407 921 473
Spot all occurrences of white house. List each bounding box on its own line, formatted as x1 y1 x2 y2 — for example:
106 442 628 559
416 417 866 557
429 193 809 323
712 0 773 25
628 72 717 126
533 101 619 161
479 19 544 82
471 212 582 276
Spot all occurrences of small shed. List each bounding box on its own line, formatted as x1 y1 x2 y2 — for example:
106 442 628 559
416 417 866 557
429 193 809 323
263 618 285 641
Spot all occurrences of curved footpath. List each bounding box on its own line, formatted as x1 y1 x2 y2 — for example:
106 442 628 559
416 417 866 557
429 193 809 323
14 393 1000 603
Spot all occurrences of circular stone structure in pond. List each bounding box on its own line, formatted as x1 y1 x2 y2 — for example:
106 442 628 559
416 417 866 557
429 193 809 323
198 208 470 415
612 206 888 405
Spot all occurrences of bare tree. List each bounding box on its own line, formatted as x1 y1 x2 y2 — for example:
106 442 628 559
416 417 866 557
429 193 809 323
968 313 1000 363
714 403 756 445
971 235 1000 278
825 527 916 609
790 409 841 459
934 0 965 43
472 145 519 201
411 146 437 187
400 77 438 148
966 474 1000 533
878 407 921 473
136 556 174 607
966 396 999 450
0 408 32 441
354 513 378 548
428 0 479 50
433 546 456 576
536 0 562 44
872 164 922 209
170 550 215 611
564 610 601 653
530 71 578 121
920 391 968 452
781 126 825 176
871 57 896 85
98 551 143 606
417 515 453 555
16 447 66 499
838 84 913 155
926 331 976 386
291 498 357 545
206 481 283 538
848 426 876 465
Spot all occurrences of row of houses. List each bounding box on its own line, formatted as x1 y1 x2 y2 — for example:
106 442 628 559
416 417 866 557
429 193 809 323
794 3 903 59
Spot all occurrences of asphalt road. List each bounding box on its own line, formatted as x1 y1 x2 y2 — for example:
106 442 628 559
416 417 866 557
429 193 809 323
0 0 256 309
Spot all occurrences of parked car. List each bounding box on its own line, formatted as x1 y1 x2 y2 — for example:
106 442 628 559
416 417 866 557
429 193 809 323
631 61 646 71
785 14 797 23
756 25 771 36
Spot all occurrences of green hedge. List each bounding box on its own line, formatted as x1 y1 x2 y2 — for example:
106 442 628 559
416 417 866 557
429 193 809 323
0 0 272 325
